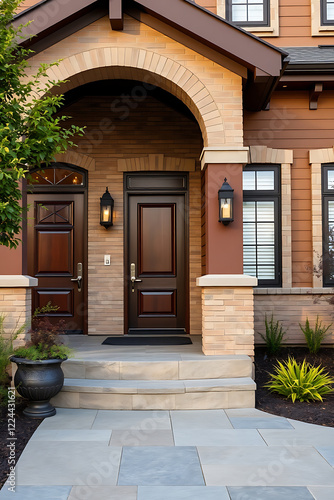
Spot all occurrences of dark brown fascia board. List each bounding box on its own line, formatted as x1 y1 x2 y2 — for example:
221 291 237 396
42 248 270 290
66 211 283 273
110 0 123 30
132 0 287 76
12 0 101 43
281 74 334 82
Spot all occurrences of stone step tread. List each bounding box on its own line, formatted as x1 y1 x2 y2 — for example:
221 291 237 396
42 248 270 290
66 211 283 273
62 356 252 380
61 377 256 394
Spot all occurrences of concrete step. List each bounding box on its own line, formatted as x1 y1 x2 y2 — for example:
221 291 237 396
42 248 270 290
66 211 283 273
51 377 256 410
62 355 253 381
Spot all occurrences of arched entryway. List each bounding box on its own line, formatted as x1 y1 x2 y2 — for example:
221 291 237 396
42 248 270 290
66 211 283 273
55 79 203 336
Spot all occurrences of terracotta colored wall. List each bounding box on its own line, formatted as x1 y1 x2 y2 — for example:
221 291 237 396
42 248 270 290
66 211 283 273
62 92 203 335
244 89 334 287
204 163 243 274
0 246 22 275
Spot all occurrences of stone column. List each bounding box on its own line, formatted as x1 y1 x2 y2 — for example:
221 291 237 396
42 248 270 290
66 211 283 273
197 274 257 356
0 276 38 341
198 147 257 355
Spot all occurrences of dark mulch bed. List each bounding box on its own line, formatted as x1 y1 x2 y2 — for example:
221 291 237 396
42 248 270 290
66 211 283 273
255 346 334 427
0 346 333 490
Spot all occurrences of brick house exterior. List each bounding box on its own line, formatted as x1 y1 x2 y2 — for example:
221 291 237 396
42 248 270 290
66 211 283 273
1 0 334 354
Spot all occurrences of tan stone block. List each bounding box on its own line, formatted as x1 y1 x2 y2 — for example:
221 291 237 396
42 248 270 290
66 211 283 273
79 393 133 410
132 394 176 410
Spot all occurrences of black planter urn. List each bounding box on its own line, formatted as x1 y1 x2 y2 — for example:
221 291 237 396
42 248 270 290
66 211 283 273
10 356 67 418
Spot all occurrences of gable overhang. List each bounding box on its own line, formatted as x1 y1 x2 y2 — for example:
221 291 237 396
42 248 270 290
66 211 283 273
13 0 287 111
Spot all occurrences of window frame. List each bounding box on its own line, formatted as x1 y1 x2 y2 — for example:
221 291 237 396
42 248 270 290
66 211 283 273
322 165 334 286
243 164 282 287
27 163 88 192
225 0 270 27
321 0 334 26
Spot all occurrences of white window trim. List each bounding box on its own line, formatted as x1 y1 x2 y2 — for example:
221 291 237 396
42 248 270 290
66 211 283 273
311 0 334 35
217 0 279 37
248 146 293 287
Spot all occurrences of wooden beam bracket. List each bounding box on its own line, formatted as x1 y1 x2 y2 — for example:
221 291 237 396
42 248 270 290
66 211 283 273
309 83 323 110
110 0 123 30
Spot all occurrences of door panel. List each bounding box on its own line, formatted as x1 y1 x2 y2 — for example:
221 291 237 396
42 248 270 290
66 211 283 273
128 194 187 334
28 193 86 333
139 205 175 275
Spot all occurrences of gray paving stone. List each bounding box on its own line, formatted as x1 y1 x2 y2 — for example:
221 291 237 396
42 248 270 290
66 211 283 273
173 428 266 446
316 447 334 467
37 408 97 430
0 485 71 500
259 426 334 447
31 429 112 442
137 486 230 499
69 485 137 500
307 486 334 500
92 410 171 430
14 441 122 486
170 410 233 430
228 486 315 499
225 409 278 418
229 417 293 429
198 445 334 486
109 429 174 446
118 446 204 486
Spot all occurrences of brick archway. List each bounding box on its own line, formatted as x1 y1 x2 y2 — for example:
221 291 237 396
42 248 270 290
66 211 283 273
46 47 225 147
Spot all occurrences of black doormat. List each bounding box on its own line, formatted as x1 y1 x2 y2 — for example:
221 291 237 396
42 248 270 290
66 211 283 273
102 336 192 346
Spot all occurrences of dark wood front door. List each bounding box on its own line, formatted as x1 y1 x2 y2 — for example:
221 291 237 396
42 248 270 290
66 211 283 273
127 193 187 334
27 193 87 333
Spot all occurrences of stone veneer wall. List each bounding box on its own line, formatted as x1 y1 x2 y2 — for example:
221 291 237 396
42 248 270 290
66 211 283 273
0 288 32 339
201 287 255 355
254 288 334 344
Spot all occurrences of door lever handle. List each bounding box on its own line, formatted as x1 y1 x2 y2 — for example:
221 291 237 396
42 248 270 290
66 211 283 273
71 263 83 292
130 263 142 287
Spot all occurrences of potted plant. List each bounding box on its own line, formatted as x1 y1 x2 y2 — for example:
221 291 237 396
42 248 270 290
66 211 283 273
10 304 72 418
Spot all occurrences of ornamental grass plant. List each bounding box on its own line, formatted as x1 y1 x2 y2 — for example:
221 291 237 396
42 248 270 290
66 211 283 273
258 314 286 356
0 314 27 404
299 316 332 354
265 356 334 403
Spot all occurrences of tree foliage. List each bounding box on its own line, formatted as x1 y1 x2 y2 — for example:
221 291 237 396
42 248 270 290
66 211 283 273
0 0 84 248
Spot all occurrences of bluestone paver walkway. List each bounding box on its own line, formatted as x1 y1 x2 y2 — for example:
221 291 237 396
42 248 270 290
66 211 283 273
1 408 334 499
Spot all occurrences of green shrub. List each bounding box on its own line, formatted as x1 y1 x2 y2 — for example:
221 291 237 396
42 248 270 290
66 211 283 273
299 316 332 354
13 343 70 361
12 302 72 361
259 314 286 355
265 357 334 402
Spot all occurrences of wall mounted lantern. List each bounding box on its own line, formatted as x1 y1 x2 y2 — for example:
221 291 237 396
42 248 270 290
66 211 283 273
218 178 234 225
100 187 114 228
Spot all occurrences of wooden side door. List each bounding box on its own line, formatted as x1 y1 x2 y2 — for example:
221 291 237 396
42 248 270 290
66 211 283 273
27 193 87 333
127 194 187 334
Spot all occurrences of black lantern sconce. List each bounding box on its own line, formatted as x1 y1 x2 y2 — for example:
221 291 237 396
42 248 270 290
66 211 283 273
218 178 234 225
100 187 114 228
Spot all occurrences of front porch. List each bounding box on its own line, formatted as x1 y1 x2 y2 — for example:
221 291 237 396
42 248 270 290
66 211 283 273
51 335 255 410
